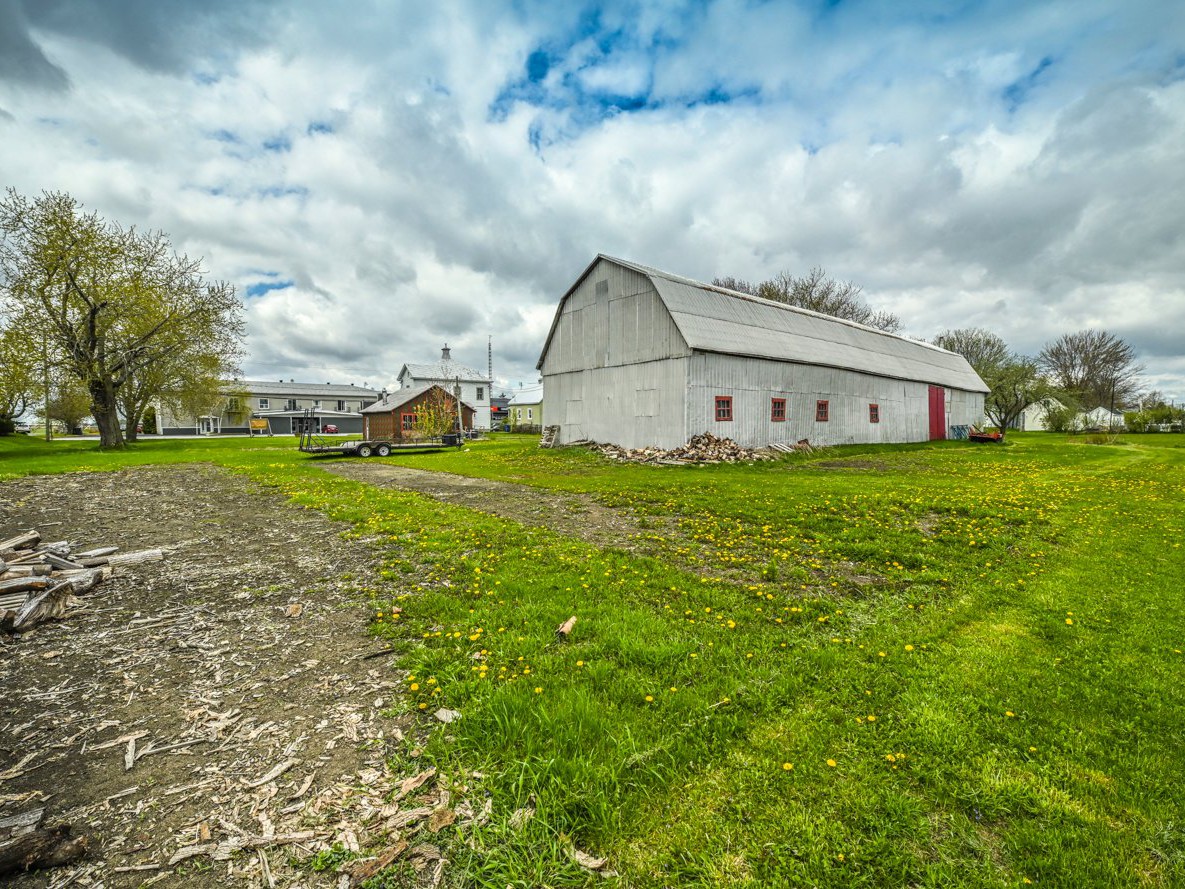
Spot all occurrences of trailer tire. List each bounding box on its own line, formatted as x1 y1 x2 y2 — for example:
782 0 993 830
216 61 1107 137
376 444 391 457
357 445 373 457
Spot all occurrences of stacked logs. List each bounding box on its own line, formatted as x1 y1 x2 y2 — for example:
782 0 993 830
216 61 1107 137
593 432 781 465
0 530 162 634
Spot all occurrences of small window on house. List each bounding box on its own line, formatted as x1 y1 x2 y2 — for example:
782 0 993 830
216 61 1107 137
869 403 880 423
313 400 321 409
258 398 270 410
476 387 484 401
816 400 829 422
226 397 241 411
337 399 346 411
285 398 298 411
401 413 417 431
771 398 787 422
715 396 733 422
527 408 533 420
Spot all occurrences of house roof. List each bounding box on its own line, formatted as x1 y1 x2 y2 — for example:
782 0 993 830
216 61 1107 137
537 255 990 394
397 360 489 384
361 383 477 414
508 384 544 407
232 380 381 398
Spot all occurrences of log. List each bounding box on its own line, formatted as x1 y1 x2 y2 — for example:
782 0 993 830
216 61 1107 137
0 825 88 876
45 553 85 571
0 576 50 596
12 581 74 631
0 530 39 555
72 546 118 559
0 564 53 578
106 549 163 567
555 615 577 640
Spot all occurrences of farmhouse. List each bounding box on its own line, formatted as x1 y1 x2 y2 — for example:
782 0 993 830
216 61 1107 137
537 256 989 449
508 384 544 430
360 384 475 441
396 346 492 430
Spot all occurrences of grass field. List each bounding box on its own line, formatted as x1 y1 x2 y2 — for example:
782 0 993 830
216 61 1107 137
2 431 1183 887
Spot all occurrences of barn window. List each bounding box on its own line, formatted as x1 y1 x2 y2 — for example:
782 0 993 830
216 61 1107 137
869 403 880 423
715 396 733 421
258 398 269 410
771 398 787 422
401 412 417 431
476 387 484 401
816 400 829 422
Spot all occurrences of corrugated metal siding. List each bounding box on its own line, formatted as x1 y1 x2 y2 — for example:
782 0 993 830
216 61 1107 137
687 355 984 447
546 358 690 448
539 258 691 376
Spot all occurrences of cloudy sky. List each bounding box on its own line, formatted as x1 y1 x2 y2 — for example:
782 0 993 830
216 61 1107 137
2 0 1183 398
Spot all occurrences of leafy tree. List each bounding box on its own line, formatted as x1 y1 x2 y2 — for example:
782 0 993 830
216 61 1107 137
713 267 901 332
1038 329 1143 410
0 189 244 448
411 386 463 440
0 319 37 433
44 371 92 435
1042 398 1083 433
933 328 1009 378
982 356 1047 433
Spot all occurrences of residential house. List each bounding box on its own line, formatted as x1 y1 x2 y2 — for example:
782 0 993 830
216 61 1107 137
396 345 492 430
158 380 381 435
360 384 475 441
508 384 544 430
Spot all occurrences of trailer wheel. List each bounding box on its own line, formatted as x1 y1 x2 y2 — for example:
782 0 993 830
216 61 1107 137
357 444 373 457
376 444 391 457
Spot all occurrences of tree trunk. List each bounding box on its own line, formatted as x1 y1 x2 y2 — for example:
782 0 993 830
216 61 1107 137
89 380 125 449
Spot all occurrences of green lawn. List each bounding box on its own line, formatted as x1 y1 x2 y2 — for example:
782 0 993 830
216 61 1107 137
2 431 1183 887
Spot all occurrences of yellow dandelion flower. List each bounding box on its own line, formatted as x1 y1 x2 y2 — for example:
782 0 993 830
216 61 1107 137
645 695 654 703
904 644 915 652
576 660 585 667
409 683 420 692
867 715 876 722
1005 710 1015 717
782 762 794 771
826 759 837 767
534 687 542 694
1065 618 1073 625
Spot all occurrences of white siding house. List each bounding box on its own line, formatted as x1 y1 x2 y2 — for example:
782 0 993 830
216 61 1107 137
537 255 989 449
396 346 492 430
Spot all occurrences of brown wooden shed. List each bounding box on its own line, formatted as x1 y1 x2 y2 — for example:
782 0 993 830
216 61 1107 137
361 384 475 442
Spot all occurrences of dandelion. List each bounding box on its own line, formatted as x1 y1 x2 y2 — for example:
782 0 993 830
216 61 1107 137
534 687 542 694
409 683 420 692
1065 618 1073 625
867 715 876 722
1005 711 1015 717
576 660 585 667
904 644 915 652
782 762 793 771
826 759 837 768
1029 746 1037 752
645 695 654 703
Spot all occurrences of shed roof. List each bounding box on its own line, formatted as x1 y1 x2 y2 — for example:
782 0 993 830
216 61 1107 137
508 384 544 407
361 383 477 414
538 255 989 393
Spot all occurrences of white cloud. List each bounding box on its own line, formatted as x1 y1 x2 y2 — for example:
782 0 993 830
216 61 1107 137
2 0 1183 399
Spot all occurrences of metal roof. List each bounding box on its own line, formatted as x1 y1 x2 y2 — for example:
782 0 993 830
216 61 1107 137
361 383 477 414
508 384 544 406
397 361 489 384
539 255 989 393
233 380 381 398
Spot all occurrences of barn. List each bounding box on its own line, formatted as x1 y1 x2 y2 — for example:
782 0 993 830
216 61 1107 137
360 384 475 442
537 255 989 449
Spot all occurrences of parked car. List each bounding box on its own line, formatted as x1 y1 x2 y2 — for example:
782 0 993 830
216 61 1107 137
14 422 31 434
322 423 339 434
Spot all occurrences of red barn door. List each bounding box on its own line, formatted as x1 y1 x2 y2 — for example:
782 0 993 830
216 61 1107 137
928 386 946 440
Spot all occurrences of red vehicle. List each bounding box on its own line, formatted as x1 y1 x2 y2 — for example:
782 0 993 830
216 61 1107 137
322 423 339 434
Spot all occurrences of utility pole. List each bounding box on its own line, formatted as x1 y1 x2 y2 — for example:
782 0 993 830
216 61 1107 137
43 332 52 441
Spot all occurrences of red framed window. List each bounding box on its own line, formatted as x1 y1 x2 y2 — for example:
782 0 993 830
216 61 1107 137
869 403 880 423
401 412 417 431
715 396 733 421
771 398 787 422
816 400 829 422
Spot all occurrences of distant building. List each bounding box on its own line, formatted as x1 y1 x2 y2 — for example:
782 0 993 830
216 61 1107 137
490 393 511 428
361 384 475 441
508 384 544 430
157 380 381 435
396 345 492 430
1083 406 1125 431
1014 397 1068 431
537 255 988 448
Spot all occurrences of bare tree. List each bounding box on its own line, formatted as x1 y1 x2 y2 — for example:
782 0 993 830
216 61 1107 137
1038 330 1143 410
0 189 244 448
933 328 1009 378
715 267 900 332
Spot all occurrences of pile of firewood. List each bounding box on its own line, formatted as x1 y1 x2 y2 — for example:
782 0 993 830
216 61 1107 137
592 432 812 465
0 530 162 634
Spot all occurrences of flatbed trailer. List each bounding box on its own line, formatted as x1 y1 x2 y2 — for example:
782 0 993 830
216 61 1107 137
295 412 462 456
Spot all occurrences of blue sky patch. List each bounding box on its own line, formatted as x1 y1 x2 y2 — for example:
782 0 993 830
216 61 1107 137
246 279 294 298
307 121 334 135
263 134 292 152
1003 55 1055 111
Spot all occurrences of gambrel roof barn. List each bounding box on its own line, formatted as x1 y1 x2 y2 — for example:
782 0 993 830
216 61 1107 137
537 255 989 449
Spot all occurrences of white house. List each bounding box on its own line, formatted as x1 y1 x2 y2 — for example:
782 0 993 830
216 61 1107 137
508 384 544 428
1014 396 1068 431
1083 406 1125 431
396 345 492 430
537 255 989 449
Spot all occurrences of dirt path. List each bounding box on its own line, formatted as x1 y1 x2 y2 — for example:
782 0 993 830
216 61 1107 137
320 461 670 551
0 466 468 888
